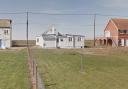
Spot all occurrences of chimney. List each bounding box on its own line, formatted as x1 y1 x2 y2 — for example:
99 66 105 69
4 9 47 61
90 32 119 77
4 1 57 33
51 25 56 34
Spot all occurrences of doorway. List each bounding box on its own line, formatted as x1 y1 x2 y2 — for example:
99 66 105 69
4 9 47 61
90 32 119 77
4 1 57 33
107 39 112 46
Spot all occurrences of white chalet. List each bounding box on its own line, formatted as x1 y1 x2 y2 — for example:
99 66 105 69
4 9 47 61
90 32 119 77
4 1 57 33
0 19 12 49
36 26 85 48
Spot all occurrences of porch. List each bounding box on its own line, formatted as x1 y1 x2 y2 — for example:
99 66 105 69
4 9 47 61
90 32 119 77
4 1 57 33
95 37 116 47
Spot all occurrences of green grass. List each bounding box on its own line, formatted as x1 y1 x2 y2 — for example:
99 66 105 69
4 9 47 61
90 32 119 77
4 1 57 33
85 40 94 47
0 49 30 89
32 48 128 89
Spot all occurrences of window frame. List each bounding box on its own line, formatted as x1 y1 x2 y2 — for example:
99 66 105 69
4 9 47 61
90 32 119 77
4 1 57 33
4 30 9 35
68 37 72 42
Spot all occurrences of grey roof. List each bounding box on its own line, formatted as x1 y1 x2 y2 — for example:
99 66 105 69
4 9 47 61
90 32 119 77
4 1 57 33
58 32 63 36
65 34 85 37
40 31 85 41
42 34 56 41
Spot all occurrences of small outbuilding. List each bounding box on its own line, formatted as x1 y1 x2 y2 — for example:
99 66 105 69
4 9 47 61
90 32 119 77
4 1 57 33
0 19 12 49
36 26 85 48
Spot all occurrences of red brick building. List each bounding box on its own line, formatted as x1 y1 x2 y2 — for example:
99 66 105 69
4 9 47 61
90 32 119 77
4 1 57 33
96 18 128 47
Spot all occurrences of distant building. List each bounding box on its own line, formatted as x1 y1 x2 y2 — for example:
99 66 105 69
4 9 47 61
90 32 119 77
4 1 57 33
96 18 128 47
0 19 12 49
36 26 85 48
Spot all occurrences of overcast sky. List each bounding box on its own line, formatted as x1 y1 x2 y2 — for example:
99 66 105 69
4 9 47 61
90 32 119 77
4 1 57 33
0 0 128 40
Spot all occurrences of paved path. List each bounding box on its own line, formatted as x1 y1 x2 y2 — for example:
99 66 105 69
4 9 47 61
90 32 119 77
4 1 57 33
37 72 45 89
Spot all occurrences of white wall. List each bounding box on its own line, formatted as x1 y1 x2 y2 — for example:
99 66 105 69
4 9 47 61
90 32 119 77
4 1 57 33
5 28 11 48
58 37 66 48
36 35 85 49
74 36 85 48
121 39 124 46
105 31 110 37
36 36 45 48
126 39 128 46
36 36 56 48
58 36 85 48
58 36 74 48
0 28 11 49
44 40 56 48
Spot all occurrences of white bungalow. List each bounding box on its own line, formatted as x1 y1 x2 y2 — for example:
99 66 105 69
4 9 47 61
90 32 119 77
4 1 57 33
36 26 85 48
0 19 12 49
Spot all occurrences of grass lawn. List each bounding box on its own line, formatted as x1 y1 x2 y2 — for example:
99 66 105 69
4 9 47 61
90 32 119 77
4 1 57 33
32 48 128 89
85 40 94 47
0 49 30 89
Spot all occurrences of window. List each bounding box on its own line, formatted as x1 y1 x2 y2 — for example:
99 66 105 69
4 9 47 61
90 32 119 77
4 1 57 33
37 38 39 43
4 30 8 35
124 30 127 34
105 31 110 37
126 30 128 34
119 30 124 34
119 30 128 34
78 37 81 41
69 37 72 42
43 43 46 47
60 38 63 42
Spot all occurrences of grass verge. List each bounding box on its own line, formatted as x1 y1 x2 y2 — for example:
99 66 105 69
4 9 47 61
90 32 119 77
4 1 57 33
32 48 128 89
0 49 30 89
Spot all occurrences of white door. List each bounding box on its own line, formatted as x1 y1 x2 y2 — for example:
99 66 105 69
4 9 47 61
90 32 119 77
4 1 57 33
126 39 128 46
121 39 124 46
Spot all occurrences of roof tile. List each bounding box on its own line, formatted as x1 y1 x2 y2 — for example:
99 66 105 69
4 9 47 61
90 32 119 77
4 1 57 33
112 18 128 30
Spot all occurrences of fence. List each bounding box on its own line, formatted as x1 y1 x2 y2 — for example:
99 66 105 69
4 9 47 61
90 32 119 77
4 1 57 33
27 46 38 89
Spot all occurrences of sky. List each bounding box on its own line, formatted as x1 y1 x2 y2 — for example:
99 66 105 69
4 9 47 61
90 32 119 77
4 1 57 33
0 0 128 40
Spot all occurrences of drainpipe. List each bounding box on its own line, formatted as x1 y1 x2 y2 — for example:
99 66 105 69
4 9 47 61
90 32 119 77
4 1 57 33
73 35 75 48
56 35 58 48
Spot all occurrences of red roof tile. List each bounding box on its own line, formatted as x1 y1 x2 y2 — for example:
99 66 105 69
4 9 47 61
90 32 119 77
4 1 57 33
112 18 128 30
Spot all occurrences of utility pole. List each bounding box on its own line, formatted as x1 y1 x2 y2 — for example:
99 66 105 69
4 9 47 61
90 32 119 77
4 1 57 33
94 14 96 47
26 12 29 48
26 12 31 59
26 12 37 89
